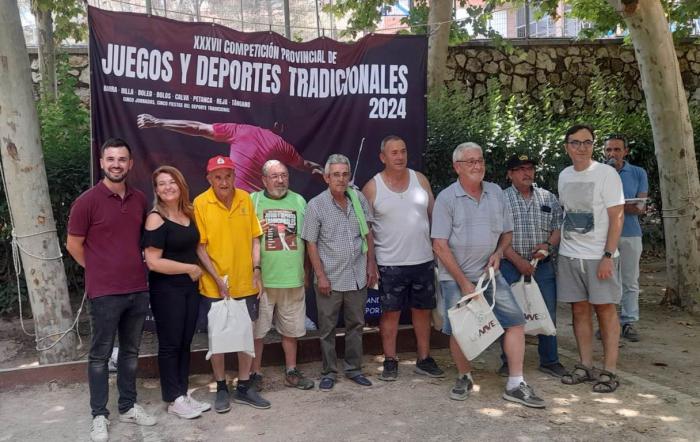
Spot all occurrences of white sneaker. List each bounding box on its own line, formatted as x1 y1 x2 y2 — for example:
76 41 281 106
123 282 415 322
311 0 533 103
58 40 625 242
119 403 157 426
90 415 109 442
185 395 211 413
167 396 202 419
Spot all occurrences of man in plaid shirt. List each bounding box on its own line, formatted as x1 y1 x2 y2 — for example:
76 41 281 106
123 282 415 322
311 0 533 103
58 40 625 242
302 154 378 391
500 153 567 378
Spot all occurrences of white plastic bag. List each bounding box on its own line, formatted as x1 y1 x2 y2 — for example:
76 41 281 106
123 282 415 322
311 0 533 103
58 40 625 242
510 260 556 337
448 267 504 361
432 265 445 331
206 298 255 360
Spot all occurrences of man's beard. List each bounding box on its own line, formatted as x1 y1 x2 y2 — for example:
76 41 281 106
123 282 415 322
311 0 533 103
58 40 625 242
268 188 288 198
103 169 128 183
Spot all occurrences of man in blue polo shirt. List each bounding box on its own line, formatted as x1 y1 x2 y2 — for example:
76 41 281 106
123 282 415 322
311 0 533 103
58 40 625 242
605 134 648 342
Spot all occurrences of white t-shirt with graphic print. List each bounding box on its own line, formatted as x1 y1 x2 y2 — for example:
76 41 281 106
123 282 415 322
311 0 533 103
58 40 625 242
558 161 625 260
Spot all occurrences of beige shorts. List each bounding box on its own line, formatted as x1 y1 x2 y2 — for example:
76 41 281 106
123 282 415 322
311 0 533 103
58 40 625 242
253 286 307 339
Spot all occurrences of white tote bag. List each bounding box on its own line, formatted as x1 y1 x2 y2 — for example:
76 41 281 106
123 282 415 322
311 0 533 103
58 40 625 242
510 260 556 337
206 298 255 360
448 267 504 361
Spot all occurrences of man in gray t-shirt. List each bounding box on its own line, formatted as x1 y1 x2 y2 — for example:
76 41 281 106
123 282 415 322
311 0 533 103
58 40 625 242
431 142 546 409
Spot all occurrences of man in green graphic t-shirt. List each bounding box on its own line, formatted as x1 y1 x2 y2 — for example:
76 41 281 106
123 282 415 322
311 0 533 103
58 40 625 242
249 159 314 391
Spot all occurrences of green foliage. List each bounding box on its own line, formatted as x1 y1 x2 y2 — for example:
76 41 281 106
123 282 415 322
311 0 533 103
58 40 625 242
37 57 91 298
323 0 394 38
424 71 700 200
559 0 621 40
330 0 699 43
424 70 700 251
0 57 90 315
536 0 700 41
32 0 87 44
326 0 501 43
398 1 472 44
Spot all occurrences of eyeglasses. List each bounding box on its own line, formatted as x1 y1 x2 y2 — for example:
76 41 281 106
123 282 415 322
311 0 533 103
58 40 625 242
267 173 289 180
567 140 594 149
455 158 485 167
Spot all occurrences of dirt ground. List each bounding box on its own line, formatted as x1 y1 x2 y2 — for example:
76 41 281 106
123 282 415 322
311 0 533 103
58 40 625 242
1 257 699 441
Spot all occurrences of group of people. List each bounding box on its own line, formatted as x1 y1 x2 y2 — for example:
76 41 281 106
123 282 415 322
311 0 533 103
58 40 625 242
67 124 648 442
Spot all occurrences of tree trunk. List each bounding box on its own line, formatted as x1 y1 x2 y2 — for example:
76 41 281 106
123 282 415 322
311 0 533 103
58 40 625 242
31 0 57 101
427 0 452 96
614 0 700 311
0 0 78 363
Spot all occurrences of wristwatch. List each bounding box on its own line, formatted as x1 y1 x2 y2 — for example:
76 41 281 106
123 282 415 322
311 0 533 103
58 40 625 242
253 265 262 271
603 250 613 259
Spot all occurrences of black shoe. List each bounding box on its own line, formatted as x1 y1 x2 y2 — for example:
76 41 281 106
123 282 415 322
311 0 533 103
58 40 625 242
539 363 568 378
319 377 335 391
214 389 231 414
497 363 509 378
449 374 473 401
503 382 546 409
233 387 271 409
379 358 398 381
414 356 445 378
349 374 372 387
621 324 640 342
249 372 264 391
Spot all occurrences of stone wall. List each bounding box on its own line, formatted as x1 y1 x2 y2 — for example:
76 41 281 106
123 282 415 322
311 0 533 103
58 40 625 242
445 39 700 111
29 40 700 111
28 48 91 106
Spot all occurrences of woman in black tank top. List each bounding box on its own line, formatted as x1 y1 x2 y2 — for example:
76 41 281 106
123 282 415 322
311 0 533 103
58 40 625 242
142 166 210 419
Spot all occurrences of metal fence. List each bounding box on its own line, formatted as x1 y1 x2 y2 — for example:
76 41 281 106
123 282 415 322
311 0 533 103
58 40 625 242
18 0 700 46
20 0 345 45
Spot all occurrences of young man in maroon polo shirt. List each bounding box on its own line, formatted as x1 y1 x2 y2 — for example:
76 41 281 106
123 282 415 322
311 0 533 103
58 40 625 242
67 138 156 442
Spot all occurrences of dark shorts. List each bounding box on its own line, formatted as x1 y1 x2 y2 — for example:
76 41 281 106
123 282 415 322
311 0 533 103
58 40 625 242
196 294 260 331
378 261 436 312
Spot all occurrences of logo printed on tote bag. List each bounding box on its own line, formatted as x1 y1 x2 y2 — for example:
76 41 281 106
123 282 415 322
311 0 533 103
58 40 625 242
524 313 542 321
478 320 497 336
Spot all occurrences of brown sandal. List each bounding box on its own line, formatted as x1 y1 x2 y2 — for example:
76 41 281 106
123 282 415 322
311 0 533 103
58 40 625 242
561 364 597 385
592 370 619 393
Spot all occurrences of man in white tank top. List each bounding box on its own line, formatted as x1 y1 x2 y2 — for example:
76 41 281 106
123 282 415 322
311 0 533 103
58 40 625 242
362 135 445 381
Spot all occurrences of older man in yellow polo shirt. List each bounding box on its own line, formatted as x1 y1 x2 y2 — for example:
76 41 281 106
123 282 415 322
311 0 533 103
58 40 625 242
194 155 269 412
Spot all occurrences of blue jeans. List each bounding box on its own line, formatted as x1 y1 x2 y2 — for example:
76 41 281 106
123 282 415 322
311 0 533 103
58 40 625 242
88 292 149 417
500 259 560 367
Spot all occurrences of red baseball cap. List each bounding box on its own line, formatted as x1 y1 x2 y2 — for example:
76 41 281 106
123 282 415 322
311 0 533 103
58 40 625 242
206 155 235 173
